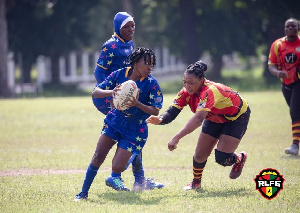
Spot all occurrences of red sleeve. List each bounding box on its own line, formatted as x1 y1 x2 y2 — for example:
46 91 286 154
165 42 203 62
196 89 215 112
268 38 281 66
171 88 189 110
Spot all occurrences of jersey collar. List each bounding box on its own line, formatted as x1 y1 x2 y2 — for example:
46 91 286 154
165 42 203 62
114 32 125 43
125 67 146 82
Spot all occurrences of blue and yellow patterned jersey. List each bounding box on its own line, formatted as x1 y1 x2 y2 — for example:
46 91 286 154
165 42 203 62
94 33 134 83
97 67 163 122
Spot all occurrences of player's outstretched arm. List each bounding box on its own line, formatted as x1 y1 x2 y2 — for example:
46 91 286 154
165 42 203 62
147 106 181 125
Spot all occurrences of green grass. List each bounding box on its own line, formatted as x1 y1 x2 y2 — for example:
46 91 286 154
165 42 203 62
1 92 300 213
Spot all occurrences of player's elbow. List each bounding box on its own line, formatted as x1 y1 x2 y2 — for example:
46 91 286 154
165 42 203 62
92 88 102 98
91 90 97 98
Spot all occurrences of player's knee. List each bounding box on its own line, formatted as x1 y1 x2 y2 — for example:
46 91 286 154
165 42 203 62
112 164 125 173
215 149 236 167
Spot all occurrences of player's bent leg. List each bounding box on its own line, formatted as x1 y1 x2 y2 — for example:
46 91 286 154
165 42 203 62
229 151 247 179
105 147 131 191
122 153 138 172
217 134 247 179
214 149 236 167
214 149 247 179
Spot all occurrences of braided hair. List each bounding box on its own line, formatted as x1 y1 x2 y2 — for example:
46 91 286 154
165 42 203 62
184 60 207 80
128 47 156 68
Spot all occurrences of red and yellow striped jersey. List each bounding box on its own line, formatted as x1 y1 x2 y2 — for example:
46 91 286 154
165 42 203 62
268 36 300 85
171 79 248 123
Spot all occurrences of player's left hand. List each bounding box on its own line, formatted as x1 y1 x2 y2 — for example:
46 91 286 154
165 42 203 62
124 91 140 108
168 137 179 151
146 116 162 125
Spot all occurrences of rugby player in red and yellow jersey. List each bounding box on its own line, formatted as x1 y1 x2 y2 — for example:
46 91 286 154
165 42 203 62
147 60 251 190
268 18 300 155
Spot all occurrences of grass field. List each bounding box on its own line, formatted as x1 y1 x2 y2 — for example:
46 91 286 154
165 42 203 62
1 91 300 213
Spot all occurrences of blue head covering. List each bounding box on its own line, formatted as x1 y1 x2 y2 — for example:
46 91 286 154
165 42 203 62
113 12 134 37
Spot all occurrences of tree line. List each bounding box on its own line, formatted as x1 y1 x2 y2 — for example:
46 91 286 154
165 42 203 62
0 0 299 97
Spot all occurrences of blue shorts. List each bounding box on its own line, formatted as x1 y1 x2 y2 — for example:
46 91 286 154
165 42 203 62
202 107 251 140
101 112 148 154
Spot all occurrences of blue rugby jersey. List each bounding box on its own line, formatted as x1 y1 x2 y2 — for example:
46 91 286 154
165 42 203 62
94 33 134 83
97 67 163 122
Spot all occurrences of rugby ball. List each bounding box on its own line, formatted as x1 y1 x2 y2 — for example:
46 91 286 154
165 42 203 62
113 80 138 110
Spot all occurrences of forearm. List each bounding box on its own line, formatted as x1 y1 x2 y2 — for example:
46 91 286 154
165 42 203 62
92 87 112 98
159 106 181 125
136 102 159 116
174 115 203 140
268 65 284 78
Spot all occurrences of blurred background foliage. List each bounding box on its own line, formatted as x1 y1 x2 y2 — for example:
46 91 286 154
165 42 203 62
1 0 300 96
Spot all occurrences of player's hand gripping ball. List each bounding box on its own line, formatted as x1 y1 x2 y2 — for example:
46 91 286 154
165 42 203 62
113 80 138 110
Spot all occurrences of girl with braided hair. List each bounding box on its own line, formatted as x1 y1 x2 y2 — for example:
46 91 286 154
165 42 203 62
147 60 251 190
75 47 163 200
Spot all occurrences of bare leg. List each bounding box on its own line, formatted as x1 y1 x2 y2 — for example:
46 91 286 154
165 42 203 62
112 147 132 173
91 134 116 167
216 134 240 153
194 132 218 163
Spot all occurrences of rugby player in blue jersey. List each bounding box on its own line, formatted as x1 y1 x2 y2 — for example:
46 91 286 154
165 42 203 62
75 47 163 200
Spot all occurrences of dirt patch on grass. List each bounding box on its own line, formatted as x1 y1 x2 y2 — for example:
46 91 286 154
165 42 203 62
0 167 188 177
0 169 87 177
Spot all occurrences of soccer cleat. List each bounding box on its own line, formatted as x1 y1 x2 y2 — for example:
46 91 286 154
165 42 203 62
229 151 247 179
74 192 88 201
183 179 201 190
105 176 130 191
145 178 164 190
285 144 299 155
133 178 164 192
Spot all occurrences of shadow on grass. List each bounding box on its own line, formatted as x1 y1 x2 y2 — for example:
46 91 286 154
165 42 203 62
91 191 163 205
193 187 252 198
280 155 300 160
88 187 252 205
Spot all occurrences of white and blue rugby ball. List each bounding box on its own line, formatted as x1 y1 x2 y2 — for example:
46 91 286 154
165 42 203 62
113 80 138 111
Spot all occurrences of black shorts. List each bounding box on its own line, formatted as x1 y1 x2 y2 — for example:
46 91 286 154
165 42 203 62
202 107 251 140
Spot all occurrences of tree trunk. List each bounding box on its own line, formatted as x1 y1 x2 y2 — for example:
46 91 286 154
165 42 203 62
179 0 199 64
0 0 13 97
121 0 133 15
209 54 223 81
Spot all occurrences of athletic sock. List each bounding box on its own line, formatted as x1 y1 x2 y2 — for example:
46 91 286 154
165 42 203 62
292 121 300 147
111 171 121 178
133 165 145 184
81 163 99 193
193 157 207 183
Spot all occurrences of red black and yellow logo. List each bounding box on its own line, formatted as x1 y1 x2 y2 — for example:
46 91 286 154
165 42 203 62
254 168 285 200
